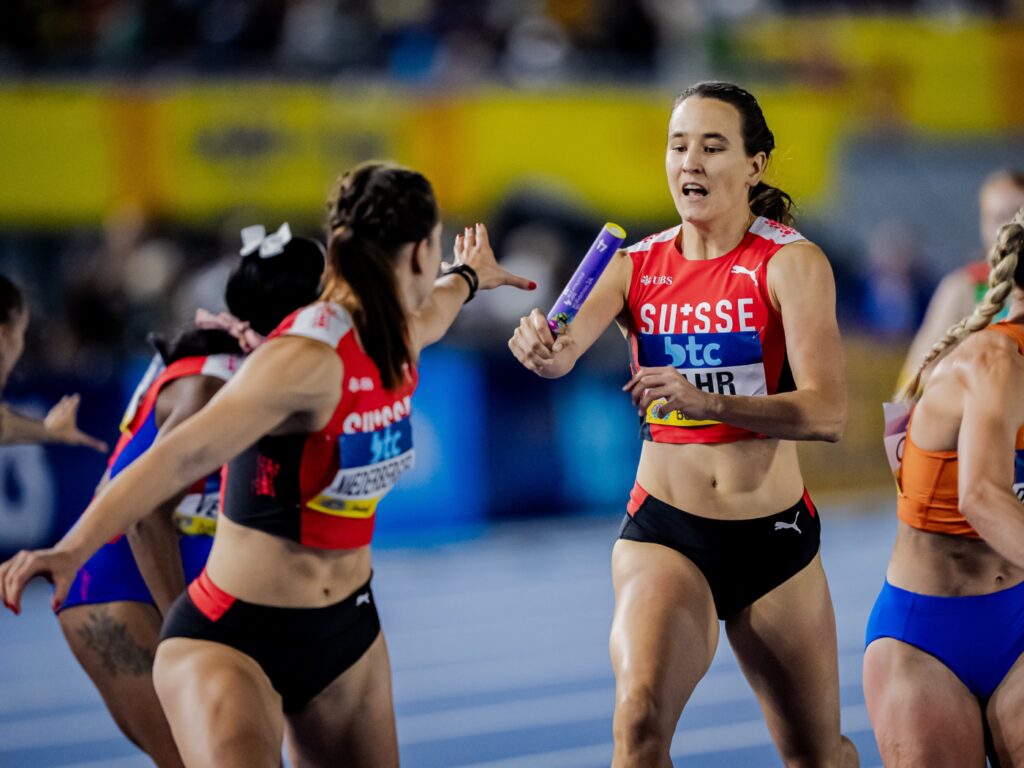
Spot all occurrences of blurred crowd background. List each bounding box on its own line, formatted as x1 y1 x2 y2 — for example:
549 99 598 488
2 0 1024 554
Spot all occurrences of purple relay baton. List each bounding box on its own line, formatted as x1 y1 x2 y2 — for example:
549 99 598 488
547 222 627 336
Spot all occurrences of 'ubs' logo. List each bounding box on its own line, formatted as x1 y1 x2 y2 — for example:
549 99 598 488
640 275 672 286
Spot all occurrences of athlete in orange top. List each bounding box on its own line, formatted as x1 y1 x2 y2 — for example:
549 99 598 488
864 206 1024 767
510 82 857 768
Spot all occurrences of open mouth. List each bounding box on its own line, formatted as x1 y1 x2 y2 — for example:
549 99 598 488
682 183 708 197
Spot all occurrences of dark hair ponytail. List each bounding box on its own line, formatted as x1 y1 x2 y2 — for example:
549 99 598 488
748 182 795 226
675 81 796 226
152 233 325 365
0 273 24 325
325 162 439 390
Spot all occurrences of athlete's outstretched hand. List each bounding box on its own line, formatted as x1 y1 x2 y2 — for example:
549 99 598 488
624 366 715 421
0 546 80 614
44 394 108 452
446 223 536 292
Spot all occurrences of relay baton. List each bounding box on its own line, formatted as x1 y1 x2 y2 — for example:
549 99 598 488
547 222 627 336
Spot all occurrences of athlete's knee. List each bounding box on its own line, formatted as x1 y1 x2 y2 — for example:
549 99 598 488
208 730 280 768
838 735 860 768
989 709 1024 764
779 734 859 768
613 684 671 758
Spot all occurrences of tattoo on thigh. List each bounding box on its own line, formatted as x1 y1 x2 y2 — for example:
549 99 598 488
76 609 154 676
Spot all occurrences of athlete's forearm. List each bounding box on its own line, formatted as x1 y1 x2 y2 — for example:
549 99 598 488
706 388 845 442
126 505 186 616
57 435 220 568
961 485 1024 569
0 405 52 445
411 275 472 350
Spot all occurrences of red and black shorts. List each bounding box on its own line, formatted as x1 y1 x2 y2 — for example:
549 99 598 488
619 483 821 620
160 569 380 712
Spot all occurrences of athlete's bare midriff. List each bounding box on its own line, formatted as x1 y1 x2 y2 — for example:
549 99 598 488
887 521 1024 597
635 437 805 519
205 514 372 607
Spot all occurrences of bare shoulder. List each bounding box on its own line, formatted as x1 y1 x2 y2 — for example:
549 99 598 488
239 335 343 409
162 373 226 402
610 246 634 288
155 374 227 424
770 239 831 271
948 328 1024 406
767 240 835 307
954 326 1024 369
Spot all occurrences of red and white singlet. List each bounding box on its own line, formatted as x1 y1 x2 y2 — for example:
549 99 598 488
626 216 805 444
221 302 418 550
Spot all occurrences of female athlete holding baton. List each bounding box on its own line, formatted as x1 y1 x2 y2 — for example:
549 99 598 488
510 82 857 768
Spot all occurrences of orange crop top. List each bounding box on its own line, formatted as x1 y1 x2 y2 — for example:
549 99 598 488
897 322 1024 538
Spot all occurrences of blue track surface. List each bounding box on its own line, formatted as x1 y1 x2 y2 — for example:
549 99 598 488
0 498 893 767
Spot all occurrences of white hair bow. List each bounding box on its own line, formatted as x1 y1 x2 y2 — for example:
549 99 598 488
240 223 292 258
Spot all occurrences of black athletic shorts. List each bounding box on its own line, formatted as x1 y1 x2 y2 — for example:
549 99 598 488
619 483 821 619
160 569 381 713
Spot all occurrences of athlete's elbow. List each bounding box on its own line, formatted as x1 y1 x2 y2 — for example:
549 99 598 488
811 392 845 442
808 410 844 443
537 363 572 380
125 519 145 542
815 419 843 443
958 485 996 527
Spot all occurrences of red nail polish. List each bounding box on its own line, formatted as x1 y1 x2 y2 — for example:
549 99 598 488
528 281 537 290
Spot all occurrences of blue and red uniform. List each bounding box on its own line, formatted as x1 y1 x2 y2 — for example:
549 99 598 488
60 353 241 612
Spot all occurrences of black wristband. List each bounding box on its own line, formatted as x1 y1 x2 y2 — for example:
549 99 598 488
443 263 479 303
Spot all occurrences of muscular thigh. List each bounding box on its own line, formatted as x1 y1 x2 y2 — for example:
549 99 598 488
987 651 1024 767
154 638 284 768
60 602 161 680
725 555 843 759
610 540 719 720
285 633 398 768
864 638 984 768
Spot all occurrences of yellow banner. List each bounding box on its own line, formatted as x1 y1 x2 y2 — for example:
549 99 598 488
2 23 1023 228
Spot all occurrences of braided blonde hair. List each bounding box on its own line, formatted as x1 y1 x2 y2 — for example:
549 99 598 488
897 206 1024 402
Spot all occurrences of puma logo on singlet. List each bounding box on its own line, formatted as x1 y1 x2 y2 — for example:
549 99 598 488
356 592 371 606
774 510 801 534
730 263 761 287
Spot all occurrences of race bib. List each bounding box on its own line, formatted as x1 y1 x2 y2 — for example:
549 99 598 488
308 418 415 518
638 332 767 427
173 476 220 536
883 401 912 489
